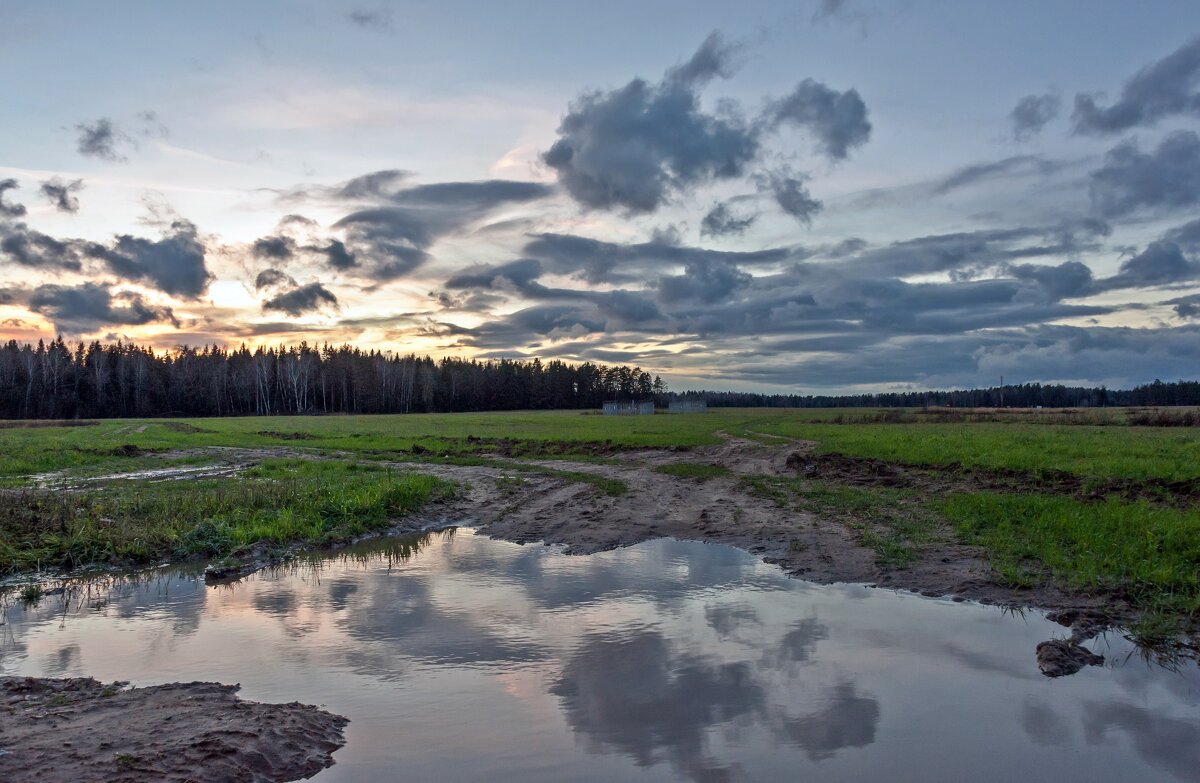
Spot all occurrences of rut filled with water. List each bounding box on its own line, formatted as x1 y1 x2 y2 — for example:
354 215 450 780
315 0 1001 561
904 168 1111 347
1 529 1197 782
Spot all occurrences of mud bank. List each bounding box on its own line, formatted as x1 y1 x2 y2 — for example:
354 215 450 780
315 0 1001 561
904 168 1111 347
395 437 1139 624
0 676 347 783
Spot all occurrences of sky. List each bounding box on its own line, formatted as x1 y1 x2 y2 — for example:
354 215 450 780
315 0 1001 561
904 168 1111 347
2 1 1200 393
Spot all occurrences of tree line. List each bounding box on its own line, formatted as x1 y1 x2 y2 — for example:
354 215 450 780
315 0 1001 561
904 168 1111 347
0 339 663 419
670 379 1200 409
2 338 1196 420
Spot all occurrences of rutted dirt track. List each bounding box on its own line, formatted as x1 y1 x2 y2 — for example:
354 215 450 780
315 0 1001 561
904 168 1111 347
39 434 1136 618
396 436 1117 616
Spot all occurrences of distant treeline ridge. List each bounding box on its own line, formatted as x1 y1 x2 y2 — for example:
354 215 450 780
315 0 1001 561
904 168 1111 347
1 339 1197 419
0 339 663 419
670 380 1200 409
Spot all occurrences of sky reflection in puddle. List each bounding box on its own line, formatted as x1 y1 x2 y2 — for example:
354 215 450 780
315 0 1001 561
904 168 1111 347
1 529 1198 782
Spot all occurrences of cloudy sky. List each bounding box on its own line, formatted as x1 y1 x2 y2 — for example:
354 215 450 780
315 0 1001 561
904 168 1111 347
3 1 1200 392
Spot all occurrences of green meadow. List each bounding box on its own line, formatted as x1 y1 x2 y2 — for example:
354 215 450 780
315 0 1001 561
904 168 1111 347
2 409 1198 631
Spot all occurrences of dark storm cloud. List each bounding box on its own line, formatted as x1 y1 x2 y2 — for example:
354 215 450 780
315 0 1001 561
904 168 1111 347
254 268 295 290
445 258 545 292
1163 217 1200 251
312 238 357 270
766 78 872 161
1089 131 1200 218
663 29 740 85
543 32 759 213
658 258 751 304
27 283 178 332
540 27 872 214
700 202 756 237
86 220 212 298
261 281 339 316
1073 36 1200 135
331 178 553 281
39 178 84 213
75 118 127 161
337 169 409 199
0 179 26 218
462 303 604 349
932 155 1059 195
0 222 84 270
1098 241 1200 290
386 180 553 209
251 234 296 261
1010 94 1061 141
842 222 1106 279
1007 260 1095 299
278 213 318 229
443 257 664 330
331 208 433 279
758 170 823 224
595 289 663 324
523 232 794 284
1167 293 1200 319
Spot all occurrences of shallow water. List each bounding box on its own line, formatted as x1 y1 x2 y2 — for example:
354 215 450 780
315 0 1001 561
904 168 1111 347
2 529 1198 782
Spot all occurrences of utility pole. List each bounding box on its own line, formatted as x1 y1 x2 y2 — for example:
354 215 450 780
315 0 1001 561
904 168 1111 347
999 375 1004 408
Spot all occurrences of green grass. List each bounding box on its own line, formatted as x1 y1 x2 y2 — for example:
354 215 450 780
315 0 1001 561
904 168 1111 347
0 459 454 574
744 419 1200 483
1 409 1196 484
2 408 1198 630
743 475 938 567
939 492 1200 616
654 462 731 480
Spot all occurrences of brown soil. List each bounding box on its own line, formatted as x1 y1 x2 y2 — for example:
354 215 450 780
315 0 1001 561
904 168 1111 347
0 677 348 783
391 437 1129 619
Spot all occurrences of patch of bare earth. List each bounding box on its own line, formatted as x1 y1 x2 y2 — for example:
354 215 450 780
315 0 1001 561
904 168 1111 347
0 677 348 783
395 436 1110 616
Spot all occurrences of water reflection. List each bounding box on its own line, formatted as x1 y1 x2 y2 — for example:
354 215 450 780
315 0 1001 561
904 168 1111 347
1020 698 1071 747
1 530 1198 783
1083 702 1200 783
553 630 765 782
776 682 879 761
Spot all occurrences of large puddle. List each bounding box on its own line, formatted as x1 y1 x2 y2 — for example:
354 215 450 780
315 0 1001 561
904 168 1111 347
2 529 1197 782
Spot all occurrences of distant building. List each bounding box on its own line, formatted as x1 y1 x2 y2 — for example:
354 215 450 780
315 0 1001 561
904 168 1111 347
602 400 655 416
669 400 707 414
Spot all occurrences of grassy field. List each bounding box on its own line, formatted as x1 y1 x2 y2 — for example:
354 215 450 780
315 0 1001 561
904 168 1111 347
0 458 454 575
2 408 1198 633
4 407 1198 481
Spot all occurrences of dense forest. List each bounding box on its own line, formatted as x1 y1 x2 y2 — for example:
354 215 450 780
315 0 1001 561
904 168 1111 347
0 339 663 418
0 339 1196 419
674 380 1200 409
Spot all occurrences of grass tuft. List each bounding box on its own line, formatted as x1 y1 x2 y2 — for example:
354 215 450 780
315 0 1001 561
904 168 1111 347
654 462 731 481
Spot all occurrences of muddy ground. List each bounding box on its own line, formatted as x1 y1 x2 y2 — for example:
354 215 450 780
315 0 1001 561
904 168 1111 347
46 434 1148 620
0 676 347 783
395 436 1125 617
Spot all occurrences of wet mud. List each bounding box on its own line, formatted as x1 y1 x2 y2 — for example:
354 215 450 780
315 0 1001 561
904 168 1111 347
0 676 348 783
395 437 1131 621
